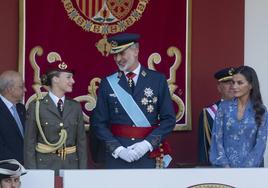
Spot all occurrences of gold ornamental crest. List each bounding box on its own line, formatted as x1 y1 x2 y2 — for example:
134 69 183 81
61 0 150 55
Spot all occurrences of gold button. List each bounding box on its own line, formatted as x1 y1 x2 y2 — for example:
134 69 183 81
59 123 64 127
131 138 135 141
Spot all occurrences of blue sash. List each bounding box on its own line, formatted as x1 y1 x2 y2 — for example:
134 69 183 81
107 73 151 127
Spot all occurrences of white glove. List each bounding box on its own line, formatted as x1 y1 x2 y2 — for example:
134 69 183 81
128 140 152 159
118 147 138 163
128 149 140 161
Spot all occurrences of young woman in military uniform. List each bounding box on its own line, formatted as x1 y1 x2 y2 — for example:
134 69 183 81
24 61 87 175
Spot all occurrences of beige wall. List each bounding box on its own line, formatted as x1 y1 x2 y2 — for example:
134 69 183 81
244 0 268 167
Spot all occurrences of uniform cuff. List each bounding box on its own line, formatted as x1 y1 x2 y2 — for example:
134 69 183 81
144 140 153 152
112 146 124 159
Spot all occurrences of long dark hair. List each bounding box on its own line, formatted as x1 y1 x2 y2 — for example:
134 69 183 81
234 66 265 126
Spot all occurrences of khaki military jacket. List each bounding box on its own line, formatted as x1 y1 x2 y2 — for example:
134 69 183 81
24 94 87 174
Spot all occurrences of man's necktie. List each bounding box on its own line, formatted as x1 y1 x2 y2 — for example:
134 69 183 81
57 99 64 116
126 72 136 93
11 105 24 137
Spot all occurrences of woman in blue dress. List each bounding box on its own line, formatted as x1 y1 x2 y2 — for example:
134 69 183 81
209 65 268 167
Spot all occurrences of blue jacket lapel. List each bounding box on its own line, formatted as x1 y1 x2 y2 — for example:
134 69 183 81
0 98 15 124
117 72 132 95
0 98 24 137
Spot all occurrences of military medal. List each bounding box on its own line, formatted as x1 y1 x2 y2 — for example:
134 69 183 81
147 105 154 113
141 88 157 113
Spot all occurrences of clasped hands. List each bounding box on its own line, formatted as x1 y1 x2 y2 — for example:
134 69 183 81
117 140 152 163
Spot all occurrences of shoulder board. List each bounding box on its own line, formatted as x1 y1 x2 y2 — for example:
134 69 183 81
205 104 218 120
66 98 81 105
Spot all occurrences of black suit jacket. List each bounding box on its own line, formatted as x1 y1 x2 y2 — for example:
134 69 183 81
0 98 25 164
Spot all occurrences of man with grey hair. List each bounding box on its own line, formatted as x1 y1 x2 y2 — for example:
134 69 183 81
198 67 235 165
0 71 26 164
91 33 176 168
0 159 27 188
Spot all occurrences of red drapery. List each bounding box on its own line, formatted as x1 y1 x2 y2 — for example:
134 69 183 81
20 0 191 130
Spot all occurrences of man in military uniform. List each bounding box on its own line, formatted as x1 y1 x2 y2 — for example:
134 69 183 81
91 33 176 168
198 67 235 165
0 159 26 188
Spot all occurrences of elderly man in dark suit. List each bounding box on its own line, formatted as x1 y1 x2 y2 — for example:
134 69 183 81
91 33 176 168
0 70 26 164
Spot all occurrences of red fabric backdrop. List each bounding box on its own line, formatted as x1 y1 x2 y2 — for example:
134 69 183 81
22 0 190 129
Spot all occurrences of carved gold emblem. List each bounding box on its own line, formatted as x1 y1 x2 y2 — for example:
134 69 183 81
95 36 112 56
61 0 150 56
148 46 185 128
27 45 187 131
27 46 100 131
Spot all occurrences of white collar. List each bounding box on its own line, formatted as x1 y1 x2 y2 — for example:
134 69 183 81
48 91 65 106
0 95 14 110
125 63 141 76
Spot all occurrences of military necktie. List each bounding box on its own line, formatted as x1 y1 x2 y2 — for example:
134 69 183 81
11 105 24 137
57 99 64 116
126 72 136 93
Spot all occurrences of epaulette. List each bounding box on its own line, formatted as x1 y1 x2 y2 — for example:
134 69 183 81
205 104 218 120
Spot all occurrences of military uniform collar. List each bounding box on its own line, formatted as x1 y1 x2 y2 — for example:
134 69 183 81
48 91 65 106
139 65 147 77
124 63 141 77
117 64 147 79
